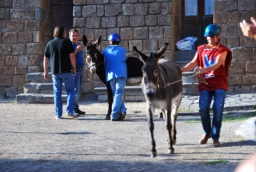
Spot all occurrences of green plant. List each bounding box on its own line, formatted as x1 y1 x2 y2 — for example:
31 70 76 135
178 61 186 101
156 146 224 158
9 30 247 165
205 159 229 165
223 112 256 122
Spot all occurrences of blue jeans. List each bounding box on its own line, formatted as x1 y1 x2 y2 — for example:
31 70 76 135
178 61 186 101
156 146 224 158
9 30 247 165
199 89 226 140
74 69 83 109
52 73 75 117
109 77 127 119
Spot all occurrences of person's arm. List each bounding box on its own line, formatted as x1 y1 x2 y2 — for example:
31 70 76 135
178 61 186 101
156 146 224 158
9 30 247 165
199 51 227 73
43 57 49 80
70 52 76 76
240 17 256 40
181 52 198 72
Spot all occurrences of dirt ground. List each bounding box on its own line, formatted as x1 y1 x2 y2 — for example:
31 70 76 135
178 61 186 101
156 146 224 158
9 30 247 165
0 97 255 172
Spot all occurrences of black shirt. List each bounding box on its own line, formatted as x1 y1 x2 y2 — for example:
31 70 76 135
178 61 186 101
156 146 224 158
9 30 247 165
44 37 74 74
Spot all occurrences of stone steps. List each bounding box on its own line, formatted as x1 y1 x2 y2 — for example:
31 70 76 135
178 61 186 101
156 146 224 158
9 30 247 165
16 50 199 103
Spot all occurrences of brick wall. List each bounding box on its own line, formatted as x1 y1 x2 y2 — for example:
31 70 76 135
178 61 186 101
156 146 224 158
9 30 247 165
0 0 51 97
214 0 256 93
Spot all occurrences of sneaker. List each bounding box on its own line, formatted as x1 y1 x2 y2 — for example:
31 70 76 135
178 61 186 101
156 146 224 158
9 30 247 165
74 108 85 115
66 113 78 119
213 140 221 147
199 134 211 144
119 112 126 120
55 116 62 119
111 117 122 121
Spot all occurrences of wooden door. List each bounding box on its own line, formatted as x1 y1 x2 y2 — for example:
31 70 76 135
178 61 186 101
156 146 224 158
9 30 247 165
181 0 213 48
51 0 73 38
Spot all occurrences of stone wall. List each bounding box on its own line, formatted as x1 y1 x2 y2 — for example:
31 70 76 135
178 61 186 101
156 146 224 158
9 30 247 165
0 0 51 97
73 0 174 94
214 0 256 93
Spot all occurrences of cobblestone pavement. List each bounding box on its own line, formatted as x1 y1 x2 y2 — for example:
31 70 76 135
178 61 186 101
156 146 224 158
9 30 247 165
0 94 255 172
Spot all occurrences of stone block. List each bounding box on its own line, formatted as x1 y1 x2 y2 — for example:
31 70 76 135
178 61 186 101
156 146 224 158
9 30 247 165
120 28 133 40
239 35 256 48
5 56 18 66
110 0 124 3
3 66 15 75
163 26 171 38
15 66 27 75
226 36 239 48
253 48 256 60
35 8 47 21
22 8 36 20
0 75 12 86
134 27 148 39
33 31 44 43
242 74 256 85
8 10 19 20
214 13 228 24
234 86 251 93
18 32 33 42
0 44 12 55
73 6 81 17
82 5 96 17
122 4 134 16
130 16 145 27
86 17 101 28
161 2 172 14
2 32 17 44
101 17 116 28
117 16 129 27
13 75 27 86
0 58 4 66
73 0 87 5
149 27 163 39
5 86 18 98
12 44 26 55
225 0 237 12
232 47 252 61
81 81 93 93
222 23 238 36
0 0 12 7
135 3 148 15
26 43 44 55
7 20 24 31
128 40 142 52
105 4 122 16
19 55 29 66
149 3 161 14
84 29 95 41
146 15 157 26
229 61 245 74
143 40 158 51
228 11 240 23
0 8 9 19
228 74 242 85
73 18 86 28
95 29 107 40
125 0 137 3
97 5 104 17
214 1 225 13
0 20 7 30
246 61 256 73
25 20 42 31
94 0 110 4
28 66 42 73
238 0 256 11
158 14 171 26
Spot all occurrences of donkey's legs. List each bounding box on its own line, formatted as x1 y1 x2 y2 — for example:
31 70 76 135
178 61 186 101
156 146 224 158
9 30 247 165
171 102 179 145
166 109 174 154
148 104 156 158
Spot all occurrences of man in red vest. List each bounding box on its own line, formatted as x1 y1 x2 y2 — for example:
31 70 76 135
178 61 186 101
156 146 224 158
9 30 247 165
182 24 232 147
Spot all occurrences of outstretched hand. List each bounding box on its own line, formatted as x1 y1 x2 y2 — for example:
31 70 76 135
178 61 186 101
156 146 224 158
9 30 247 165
240 17 256 39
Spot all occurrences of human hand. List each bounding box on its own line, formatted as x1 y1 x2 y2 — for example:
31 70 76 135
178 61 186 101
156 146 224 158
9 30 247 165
240 17 256 39
44 72 49 80
76 45 82 51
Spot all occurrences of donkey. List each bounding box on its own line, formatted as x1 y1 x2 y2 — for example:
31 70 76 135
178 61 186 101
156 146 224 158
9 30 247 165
133 43 183 158
83 35 143 120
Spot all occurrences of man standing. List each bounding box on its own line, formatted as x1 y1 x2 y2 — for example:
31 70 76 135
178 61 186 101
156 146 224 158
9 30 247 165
182 24 232 147
69 29 85 115
44 26 77 119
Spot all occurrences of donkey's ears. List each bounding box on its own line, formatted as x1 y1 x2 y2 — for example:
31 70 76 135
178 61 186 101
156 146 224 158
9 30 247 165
83 35 88 48
157 42 169 58
133 46 147 62
95 35 102 47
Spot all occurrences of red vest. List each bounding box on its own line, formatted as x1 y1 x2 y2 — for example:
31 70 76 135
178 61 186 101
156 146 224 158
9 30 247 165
197 44 232 92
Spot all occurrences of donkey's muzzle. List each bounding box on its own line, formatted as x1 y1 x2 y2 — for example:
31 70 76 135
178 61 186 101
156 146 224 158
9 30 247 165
90 66 96 73
146 88 156 98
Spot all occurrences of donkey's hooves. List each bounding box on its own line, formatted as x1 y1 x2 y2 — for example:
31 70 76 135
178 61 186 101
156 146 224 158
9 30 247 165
151 151 157 158
168 149 174 154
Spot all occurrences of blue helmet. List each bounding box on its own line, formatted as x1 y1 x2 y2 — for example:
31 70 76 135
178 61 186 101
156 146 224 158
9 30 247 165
204 24 221 37
108 33 121 44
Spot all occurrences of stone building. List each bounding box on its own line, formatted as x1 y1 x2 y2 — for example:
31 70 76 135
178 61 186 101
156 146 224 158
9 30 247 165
0 0 255 99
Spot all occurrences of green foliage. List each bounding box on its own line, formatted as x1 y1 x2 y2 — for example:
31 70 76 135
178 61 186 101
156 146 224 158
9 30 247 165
205 159 229 165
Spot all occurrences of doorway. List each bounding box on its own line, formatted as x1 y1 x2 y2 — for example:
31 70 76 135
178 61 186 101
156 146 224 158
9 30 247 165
181 0 213 48
50 0 73 38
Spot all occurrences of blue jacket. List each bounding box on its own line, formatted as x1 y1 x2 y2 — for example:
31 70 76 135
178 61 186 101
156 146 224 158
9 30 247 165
103 45 127 82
